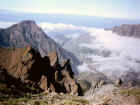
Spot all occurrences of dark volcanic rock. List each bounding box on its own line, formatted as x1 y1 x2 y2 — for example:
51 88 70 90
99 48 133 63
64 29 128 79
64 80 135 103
0 46 80 95
0 20 80 74
111 24 140 38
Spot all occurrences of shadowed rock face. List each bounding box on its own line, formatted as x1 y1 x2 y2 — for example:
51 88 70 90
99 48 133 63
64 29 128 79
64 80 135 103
0 46 80 95
112 24 140 38
0 20 80 74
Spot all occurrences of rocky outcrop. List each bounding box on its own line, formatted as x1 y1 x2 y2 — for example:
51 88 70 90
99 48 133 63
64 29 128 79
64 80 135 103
111 24 140 38
115 78 122 86
88 84 140 105
0 46 80 95
0 20 80 74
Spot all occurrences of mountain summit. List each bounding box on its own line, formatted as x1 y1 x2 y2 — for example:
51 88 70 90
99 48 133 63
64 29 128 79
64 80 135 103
0 20 80 74
0 20 49 48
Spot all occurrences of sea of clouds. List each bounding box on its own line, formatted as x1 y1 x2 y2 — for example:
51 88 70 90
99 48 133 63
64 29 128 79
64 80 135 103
1 21 140 79
39 22 140 78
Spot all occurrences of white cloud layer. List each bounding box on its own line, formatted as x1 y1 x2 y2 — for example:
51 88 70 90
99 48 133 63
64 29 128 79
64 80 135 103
1 21 140 79
39 22 140 79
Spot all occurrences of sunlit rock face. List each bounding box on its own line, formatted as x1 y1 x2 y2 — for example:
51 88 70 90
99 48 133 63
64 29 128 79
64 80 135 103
41 22 140 85
0 46 80 95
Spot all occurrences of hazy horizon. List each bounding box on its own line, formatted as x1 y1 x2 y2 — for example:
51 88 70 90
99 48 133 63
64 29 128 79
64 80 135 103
0 9 140 29
0 0 140 19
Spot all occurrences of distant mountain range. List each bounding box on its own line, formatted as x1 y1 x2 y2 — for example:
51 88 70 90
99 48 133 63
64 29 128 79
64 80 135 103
111 24 140 38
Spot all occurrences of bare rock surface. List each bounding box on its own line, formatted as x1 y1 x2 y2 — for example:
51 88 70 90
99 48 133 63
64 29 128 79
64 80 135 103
0 20 80 74
0 46 80 95
86 84 140 105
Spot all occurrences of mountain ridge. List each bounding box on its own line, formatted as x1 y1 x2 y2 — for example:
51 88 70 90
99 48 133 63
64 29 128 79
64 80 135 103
0 20 80 74
111 24 140 38
0 46 80 95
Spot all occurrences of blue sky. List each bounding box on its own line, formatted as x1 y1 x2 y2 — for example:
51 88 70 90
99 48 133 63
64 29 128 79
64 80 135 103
0 0 140 19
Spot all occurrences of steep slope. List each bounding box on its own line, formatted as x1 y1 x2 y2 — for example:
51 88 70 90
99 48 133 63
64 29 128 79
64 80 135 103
111 24 140 38
0 46 80 95
0 20 80 74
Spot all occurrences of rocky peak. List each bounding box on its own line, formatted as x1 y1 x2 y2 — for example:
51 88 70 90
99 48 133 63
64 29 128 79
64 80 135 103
0 46 80 95
9 20 43 35
19 20 36 24
0 20 80 74
12 20 36 27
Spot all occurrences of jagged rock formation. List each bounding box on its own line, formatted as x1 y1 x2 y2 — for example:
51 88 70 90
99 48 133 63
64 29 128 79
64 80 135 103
115 78 122 86
0 46 80 95
111 24 140 38
0 20 80 74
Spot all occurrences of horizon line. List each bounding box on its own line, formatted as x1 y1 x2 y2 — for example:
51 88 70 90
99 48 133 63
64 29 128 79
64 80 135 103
0 9 140 21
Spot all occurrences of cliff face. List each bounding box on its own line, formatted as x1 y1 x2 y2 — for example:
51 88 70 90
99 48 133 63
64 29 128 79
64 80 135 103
112 24 140 38
0 20 80 74
0 46 79 95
